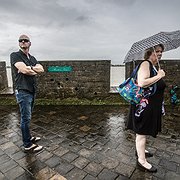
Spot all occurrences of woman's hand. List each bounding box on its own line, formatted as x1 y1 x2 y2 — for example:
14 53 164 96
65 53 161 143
157 69 165 78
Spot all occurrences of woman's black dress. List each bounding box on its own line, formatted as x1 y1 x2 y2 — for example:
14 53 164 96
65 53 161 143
126 62 166 138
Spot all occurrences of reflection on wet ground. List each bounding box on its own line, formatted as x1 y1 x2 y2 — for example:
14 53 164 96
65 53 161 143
0 105 180 180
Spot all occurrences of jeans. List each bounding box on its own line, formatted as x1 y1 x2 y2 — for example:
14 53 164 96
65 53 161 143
15 90 35 148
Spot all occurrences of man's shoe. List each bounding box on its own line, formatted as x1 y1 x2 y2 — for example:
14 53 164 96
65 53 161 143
24 144 43 153
30 137 41 143
135 151 153 158
137 161 157 173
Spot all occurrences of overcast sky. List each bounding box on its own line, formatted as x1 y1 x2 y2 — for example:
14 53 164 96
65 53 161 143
0 0 180 65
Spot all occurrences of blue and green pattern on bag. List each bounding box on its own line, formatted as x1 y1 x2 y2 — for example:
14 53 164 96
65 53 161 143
117 61 157 105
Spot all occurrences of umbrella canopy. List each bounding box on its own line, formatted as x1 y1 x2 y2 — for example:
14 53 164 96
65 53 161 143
124 30 180 63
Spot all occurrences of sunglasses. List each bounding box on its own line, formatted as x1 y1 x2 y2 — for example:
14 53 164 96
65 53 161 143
19 39 29 43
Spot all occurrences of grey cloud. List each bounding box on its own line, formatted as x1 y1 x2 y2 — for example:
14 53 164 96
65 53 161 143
0 0 92 28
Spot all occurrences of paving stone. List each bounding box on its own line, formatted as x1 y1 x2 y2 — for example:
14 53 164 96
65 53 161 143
12 150 27 160
87 152 106 164
15 171 36 180
96 137 109 145
86 134 98 142
50 137 65 144
115 175 130 180
153 166 166 180
0 137 9 145
148 156 160 165
102 157 119 169
72 156 90 169
152 140 167 150
83 174 98 180
115 162 135 178
27 160 46 176
0 159 18 173
79 148 95 158
0 129 14 136
91 144 103 151
155 149 165 158
45 143 60 151
0 149 5 156
116 144 133 155
82 141 97 149
174 148 180 156
55 159 74 175
61 151 79 162
98 168 118 180
4 165 25 180
53 146 69 157
44 132 58 140
4 145 20 155
65 167 87 180
80 125 91 132
171 154 180 164
0 141 15 151
17 155 36 167
84 162 103 177
0 154 11 165
164 171 180 180
45 155 61 168
73 136 86 144
166 146 177 153
14 140 23 147
61 142 82 153
36 150 53 162
159 158 177 172
35 166 56 180
4 132 18 139
130 169 154 180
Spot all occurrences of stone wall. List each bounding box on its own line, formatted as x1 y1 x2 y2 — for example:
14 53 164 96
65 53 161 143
0 62 8 91
36 60 111 99
125 60 180 104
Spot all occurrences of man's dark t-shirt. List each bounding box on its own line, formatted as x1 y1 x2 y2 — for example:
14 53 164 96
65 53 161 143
10 50 39 94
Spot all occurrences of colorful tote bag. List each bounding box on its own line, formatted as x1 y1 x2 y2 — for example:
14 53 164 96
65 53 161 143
117 61 156 104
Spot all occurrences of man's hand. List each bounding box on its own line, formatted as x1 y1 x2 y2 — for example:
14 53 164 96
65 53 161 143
31 64 44 73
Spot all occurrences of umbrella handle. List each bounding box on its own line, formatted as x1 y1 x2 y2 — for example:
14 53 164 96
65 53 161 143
157 59 161 70
153 48 161 69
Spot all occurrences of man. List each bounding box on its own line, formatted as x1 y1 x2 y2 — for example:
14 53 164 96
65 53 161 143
10 34 44 152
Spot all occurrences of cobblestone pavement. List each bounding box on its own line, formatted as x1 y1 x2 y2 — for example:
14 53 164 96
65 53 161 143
0 105 180 180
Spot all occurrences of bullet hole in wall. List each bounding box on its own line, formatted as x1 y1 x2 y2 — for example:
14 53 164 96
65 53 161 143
57 82 63 87
65 77 69 81
94 92 97 95
75 87 78 91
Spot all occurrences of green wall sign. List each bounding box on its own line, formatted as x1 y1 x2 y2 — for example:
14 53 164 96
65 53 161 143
48 66 72 72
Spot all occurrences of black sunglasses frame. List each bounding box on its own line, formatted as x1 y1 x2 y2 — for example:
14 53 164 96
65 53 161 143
19 39 30 43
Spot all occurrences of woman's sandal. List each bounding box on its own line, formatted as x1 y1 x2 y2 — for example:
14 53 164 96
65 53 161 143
137 161 157 173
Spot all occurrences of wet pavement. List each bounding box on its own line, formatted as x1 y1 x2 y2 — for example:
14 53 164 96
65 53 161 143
0 105 180 180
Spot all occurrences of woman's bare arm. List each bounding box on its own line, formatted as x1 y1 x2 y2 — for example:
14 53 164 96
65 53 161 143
137 61 165 88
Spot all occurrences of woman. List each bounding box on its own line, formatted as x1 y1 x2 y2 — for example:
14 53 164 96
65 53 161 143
127 44 166 172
